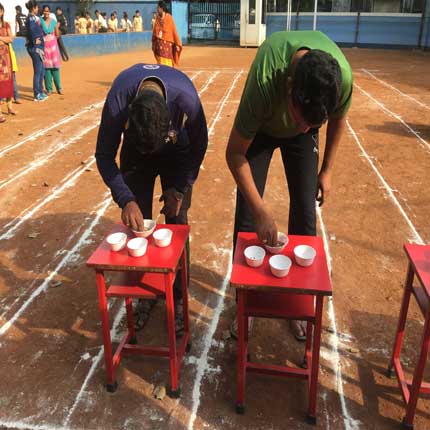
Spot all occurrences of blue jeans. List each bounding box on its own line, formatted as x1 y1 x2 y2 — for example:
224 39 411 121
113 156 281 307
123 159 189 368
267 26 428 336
27 47 45 97
13 72 19 101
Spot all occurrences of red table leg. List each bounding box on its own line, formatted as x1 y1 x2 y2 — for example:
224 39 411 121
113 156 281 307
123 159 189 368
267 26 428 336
181 250 190 335
125 297 136 344
307 295 323 425
402 311 430 429
388 264 414 377
96 270 117 392
236 289 246 414
165 272 180 397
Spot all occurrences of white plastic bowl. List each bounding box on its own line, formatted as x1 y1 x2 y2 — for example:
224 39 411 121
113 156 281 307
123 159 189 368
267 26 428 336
153 228 173 247
132 219 156 238
294 245 316 267
269 255 292 278
264 232 289 254
244 245 266 268
106 232 127 252
127 237 148 257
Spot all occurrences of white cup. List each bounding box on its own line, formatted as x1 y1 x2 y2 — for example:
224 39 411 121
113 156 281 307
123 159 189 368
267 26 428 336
127 237 148 257
244 245 266 267
132 219 156 238
153 228 173 247
294 245 316 267
106 232 127 252
269 255 292 278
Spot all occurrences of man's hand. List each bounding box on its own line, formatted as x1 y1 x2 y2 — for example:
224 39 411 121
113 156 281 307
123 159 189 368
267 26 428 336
316 170 332 207
122 201 145 231
255 208 278 246
159 188 183 219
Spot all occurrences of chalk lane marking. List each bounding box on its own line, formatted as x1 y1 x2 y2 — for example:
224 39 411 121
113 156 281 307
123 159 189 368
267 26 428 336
317 206 362 430
0 194 112 337
354 83 430 153
0 102 103 158
361 69 430 111
0 122 99 190
347 120 423 244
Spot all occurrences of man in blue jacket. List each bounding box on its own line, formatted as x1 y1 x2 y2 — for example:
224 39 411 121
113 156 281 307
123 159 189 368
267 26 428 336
96 64 208 331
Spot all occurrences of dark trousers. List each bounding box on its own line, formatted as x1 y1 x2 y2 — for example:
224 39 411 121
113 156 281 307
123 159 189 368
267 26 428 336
123 167 192 302
57 36 69 61
233 129 319 251
27 47 45 97
13 72 19 101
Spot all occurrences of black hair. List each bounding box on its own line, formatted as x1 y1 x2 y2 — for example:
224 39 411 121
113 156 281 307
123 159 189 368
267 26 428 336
157 1 168 12
15 5 22 11
0 3 4 25
128 90 170 155
56 6 62 11
110 13 115 18
291 49 342 126
25 0 38 12
136 9 140 13
42 4 50 12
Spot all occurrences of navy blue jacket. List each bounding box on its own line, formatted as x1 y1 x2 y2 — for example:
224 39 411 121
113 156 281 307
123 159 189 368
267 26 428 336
96 64 208 209
25 15 44 49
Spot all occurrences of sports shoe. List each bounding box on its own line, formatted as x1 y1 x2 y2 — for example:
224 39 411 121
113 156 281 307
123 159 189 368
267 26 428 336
34 93 48 102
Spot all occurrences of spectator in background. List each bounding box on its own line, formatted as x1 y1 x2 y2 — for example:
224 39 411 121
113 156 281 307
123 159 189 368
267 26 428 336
152 1 182 67
120 11 132 32
9 42 21 103
41 4 62 95
55 7 69 61
78 12 87 34
108 12 117 32
133 10 143 32
95 10 107 33
0 2 16 122
25 0 47 101
113 11 118 29
74 14 79 33
15 5 27 37
86 11 94 34
100 12 108 32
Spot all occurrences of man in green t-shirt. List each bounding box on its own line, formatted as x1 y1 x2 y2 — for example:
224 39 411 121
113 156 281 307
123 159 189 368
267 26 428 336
226 30 353 340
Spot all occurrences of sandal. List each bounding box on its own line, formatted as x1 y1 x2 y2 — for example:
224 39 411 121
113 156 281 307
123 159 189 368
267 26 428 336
133 299 157 331
290 320 307 342
230 316 254 340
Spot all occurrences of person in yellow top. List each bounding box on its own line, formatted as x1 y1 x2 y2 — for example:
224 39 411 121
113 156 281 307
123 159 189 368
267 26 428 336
108 13 117 32
133 10 143 32
77 13 87 34
85 12 94 34
152 1 182 67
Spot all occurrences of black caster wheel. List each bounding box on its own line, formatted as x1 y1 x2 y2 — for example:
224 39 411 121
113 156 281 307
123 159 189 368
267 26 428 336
235 404 245 415
305 413 316 425
106 381 118 393
186 342 192 353
128 336 137 345
402 417 413 429
386 367 395 379
167 386 181 398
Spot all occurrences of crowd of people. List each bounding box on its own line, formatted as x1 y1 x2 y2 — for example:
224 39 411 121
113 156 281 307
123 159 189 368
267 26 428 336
74 9 151 34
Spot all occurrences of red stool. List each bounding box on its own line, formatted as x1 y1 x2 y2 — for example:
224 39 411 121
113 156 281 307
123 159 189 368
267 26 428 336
230 233 332 424
87 224 191 397
388 243 430 429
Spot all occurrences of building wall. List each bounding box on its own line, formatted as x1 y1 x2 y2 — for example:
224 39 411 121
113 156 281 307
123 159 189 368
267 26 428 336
266 12 423 46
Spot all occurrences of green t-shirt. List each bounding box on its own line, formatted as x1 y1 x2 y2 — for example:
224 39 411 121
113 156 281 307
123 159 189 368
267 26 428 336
234 30 353 139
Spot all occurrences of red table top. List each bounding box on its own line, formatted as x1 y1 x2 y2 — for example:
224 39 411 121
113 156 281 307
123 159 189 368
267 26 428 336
230 233 332 296
86 223 190 273
404 243 430 297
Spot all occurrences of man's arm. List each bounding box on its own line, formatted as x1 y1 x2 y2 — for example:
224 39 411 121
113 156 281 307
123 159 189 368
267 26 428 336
317 115 346 206
226 126 278 245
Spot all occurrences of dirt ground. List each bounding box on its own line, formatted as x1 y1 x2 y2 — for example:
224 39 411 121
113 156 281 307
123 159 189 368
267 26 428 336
0 45 429 430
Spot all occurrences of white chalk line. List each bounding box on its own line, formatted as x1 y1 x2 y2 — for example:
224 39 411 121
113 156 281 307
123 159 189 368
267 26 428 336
317 206 361 430
0 158 96 241
0 102 103 159
354 83 430 153
0 420 72 430
198 72 220 97
347 120 423 244
208 71 243 137
361 69 430 111
63 304 125 426
0 122 99 191
0 194 112 337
